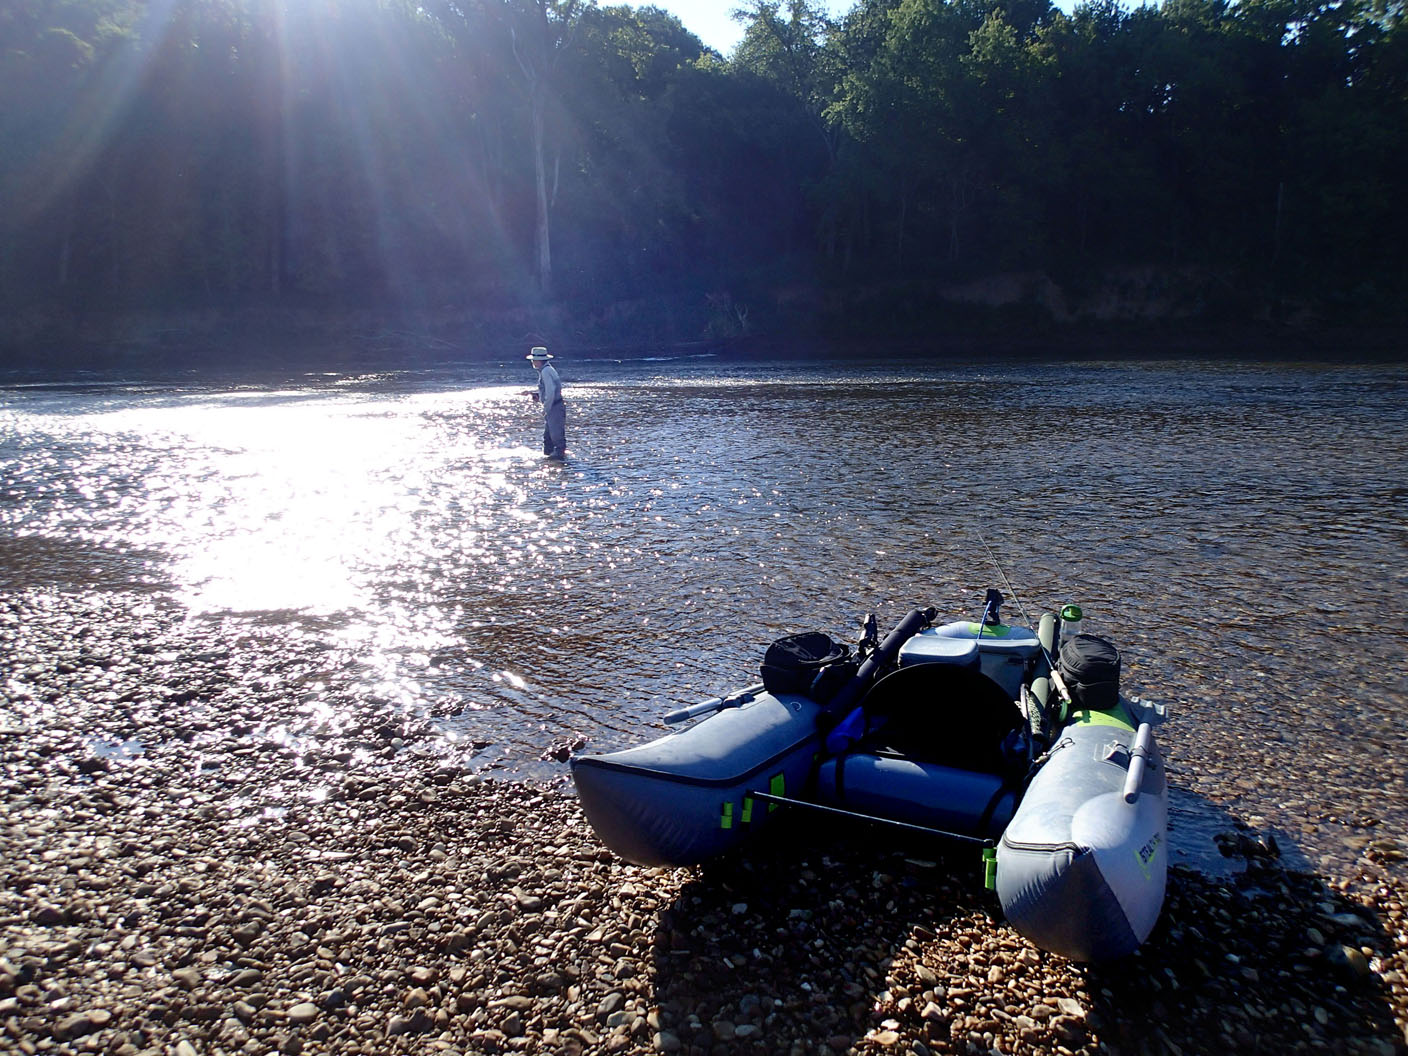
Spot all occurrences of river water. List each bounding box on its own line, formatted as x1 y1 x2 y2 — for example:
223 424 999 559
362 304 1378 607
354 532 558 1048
1 354 1405 883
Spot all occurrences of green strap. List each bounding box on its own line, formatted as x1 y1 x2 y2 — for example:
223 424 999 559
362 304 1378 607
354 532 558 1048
769 772 785 810
743 773 787 824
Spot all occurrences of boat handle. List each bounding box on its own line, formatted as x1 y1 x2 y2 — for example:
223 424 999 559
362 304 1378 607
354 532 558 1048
663 683 765 725
1122 722 1154 803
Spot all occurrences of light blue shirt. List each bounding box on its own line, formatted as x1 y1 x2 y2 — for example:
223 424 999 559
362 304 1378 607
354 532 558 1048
537 363 563 410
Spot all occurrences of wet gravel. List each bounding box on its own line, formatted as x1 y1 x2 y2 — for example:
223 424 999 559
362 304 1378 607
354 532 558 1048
3 590 1407 1056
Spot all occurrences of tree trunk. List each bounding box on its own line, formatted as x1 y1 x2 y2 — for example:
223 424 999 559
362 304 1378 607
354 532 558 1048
531 87 553 298
58 211 72 288
949 175 965 262
895 180 908 272
268 220 282 297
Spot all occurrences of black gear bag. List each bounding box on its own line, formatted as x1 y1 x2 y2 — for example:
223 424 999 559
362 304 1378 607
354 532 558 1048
1057 633 1122 712
760 632 853 701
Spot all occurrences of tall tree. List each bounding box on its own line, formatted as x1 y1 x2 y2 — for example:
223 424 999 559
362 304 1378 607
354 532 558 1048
510 0 585 297
733 0 844 164
425 0 586 298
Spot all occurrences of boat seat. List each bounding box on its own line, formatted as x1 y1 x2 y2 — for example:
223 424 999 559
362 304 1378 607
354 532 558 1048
855 662 1024 776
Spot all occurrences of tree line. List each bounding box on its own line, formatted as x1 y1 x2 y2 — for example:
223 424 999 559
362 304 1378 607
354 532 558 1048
1 0 1404 351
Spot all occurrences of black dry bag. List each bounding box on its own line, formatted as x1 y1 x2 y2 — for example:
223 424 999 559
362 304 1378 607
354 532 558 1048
761 632 851 700
1057 633 1121 712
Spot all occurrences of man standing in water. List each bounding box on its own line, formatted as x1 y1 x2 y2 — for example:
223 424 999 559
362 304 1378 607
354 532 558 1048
527 346 566 460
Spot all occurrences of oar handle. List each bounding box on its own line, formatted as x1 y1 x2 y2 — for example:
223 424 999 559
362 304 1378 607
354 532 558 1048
1122 722 1154 803
663 683 764 725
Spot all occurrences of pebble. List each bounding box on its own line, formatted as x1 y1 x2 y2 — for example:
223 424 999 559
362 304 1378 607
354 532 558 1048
286 1002 319 1026
1331 944 1373 979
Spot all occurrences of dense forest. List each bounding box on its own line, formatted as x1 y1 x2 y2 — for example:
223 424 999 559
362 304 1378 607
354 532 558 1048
1 0 1404 355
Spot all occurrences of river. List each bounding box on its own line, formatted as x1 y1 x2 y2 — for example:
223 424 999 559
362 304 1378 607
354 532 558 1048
1 353 1404 884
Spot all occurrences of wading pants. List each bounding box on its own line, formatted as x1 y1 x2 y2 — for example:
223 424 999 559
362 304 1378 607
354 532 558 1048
543 400 566 459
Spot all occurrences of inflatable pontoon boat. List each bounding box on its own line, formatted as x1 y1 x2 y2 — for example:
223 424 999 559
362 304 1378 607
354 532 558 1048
570 593 1167 961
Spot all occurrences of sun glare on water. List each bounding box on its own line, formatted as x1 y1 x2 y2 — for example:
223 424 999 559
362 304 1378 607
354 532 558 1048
83 386 534 625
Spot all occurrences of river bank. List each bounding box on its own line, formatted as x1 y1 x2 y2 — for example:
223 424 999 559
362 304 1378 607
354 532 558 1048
3 288 1406 373
3 589 1407 1056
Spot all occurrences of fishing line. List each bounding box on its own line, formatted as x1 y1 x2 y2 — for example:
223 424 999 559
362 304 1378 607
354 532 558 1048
976 530 1033 628
976 529 1073 710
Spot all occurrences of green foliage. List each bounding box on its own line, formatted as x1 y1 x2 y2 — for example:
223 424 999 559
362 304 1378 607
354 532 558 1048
0 0 1404 342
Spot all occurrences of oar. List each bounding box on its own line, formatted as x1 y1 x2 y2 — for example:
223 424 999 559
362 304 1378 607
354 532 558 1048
662 683 764 725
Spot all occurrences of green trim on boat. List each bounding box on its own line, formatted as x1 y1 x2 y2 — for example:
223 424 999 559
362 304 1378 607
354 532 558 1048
1068 705 1135 732
966 622 1012 637
720 801 734 829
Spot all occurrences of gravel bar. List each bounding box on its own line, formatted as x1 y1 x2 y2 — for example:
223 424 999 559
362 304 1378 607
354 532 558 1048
2 591 1407 1055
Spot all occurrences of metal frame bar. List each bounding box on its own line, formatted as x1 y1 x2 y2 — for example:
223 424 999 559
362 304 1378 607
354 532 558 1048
744 791 994 847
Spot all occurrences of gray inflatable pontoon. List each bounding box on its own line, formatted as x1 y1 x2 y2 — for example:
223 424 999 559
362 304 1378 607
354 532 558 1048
997 702 1167 961
570 598 1168 961
570 688 823 867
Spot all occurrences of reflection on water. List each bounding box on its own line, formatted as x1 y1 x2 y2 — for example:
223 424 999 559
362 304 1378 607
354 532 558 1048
1 356 1405 880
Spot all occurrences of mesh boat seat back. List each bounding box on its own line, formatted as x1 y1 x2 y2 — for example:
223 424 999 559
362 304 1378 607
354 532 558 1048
856 663 1023 775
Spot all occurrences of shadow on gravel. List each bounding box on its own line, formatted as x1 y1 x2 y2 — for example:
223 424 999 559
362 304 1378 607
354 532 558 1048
1109 788 1407 1055
648 808 1407 1056
649 816 998 1053
1084 862 1405 1056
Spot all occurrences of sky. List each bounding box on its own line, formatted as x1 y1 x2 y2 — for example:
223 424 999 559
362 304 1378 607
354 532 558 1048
643 0 846 56
640 0 1082 56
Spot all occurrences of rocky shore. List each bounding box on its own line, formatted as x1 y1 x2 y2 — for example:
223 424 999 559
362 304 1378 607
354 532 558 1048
3 590 1407 1056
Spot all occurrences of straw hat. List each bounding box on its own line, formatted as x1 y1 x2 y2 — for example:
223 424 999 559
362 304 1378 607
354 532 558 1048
526 347 553 360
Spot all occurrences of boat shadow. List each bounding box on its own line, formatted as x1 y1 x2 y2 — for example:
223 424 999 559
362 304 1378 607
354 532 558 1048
648 815 998 1051
646 808 1406 1054
1082 861 1404 1055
